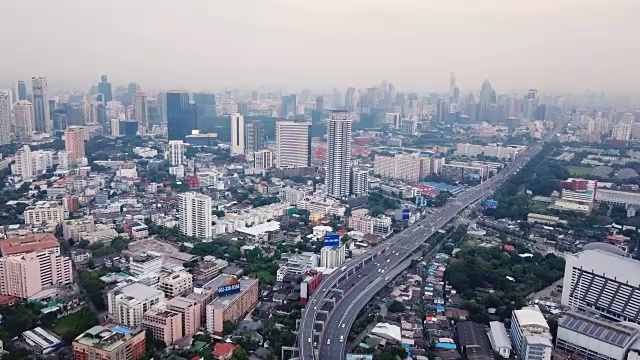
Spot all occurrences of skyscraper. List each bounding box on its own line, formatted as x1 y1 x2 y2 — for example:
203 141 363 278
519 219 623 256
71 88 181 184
98 75 112 103
230 113 245 156
449 72 456 99
157 92 167 124
167 90 196 141
167 140 185 166
476 80 494 122
14 100 35 139
326 112 352 198
0 91 11 145
344 87 356 112
17 81 27 101
315 96 324 112
65 103 86 126
280 95 298 119
134 92 148 130
31 77 52 133
193 93 216 119
178 192 212 240
64 126 86 166
245 121 265 153
276 119 311 169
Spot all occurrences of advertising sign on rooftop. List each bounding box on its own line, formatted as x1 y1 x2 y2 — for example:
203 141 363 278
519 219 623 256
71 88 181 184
323 233 340 248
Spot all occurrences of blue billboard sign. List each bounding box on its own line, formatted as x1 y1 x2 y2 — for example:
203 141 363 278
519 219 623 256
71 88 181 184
324 233 340 247
218 282 241 297
483 199 498 209
402 208 411 220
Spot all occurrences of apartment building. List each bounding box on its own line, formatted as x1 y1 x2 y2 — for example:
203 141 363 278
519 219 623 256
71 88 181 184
373 154 430 182
348 209 393 236
205 277 259 335
167 296 201 338
63 218 96 242
0 234 72 299
128 254 162 278
23 202 65 225
158 271 193 298
107 283 164 328
72 325 145 360
142 309 183 346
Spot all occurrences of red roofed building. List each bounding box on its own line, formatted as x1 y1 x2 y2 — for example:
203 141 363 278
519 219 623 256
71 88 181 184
0 233 60 256
212 343 237 360
503 244 516 252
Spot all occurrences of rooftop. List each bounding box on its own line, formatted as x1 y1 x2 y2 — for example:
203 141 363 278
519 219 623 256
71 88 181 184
559 310 639 347
569 249 640 286
513 307 549 329
74 325 139 351
0 233 60 256
113 283 164 300
208 277 258 310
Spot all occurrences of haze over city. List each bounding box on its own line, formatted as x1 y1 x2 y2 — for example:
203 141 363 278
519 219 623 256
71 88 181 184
1 0 639 94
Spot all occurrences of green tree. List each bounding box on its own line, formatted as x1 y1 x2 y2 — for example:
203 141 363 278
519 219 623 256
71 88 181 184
223 320 236 336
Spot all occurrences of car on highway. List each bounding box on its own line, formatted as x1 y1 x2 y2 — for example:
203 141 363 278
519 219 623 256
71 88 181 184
340 335 344 342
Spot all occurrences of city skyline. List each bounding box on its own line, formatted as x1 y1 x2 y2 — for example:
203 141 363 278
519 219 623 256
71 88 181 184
0 0 638 95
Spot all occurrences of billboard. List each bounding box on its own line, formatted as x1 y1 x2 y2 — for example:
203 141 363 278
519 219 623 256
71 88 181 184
346 355 373 360
483 199 498 208
218 281 241 297
402 208 410 220
323 233 340 248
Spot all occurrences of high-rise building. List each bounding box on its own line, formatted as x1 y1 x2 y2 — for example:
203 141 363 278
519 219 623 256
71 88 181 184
143 309 183 346
0 91 11 145
275 119 311 169
166 140 185 166
477 80 494 122
73 325 146 360
65 126 86 166
193 93 216 119
245 121 265 153
167 90 196 141
178 192 212 240
280 95 297 118
98 75 113 103
254 150 274 170
326 112 352 198
108 283 164 328
350 167 369 196
320 244 346 268
315 96 324 112
230 113 245 156
14 100 34 139
449 72 456 99
0 234 72 299
64 103 86 126
561 249 640 323
157 92 167 124
31 77 51 133
167 297 202 338
158 271 193 298
134 92 148 130
17 80 28 101
13 145 33 179
205 276 259 335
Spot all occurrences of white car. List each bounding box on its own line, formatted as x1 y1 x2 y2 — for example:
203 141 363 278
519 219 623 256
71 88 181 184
342 324 346 328
327 339 331 345
308 338 311 343
340 335 344 343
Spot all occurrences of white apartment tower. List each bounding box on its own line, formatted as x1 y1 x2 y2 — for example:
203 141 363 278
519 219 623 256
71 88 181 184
178 192 212 240
166 140 186 166
350 167 369 196
276 120 311 169
254 149 274 170
230 113 245 156
14 100 34 139
326 112 352 198
31 77 51 133
13 145 33 180
0 91 11 145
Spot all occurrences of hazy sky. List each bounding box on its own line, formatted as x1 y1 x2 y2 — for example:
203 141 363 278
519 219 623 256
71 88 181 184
1 0 638 95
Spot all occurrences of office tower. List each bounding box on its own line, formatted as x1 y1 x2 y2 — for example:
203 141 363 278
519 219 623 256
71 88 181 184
98 75 112 103
51 109 67 135
147 99 160 127
436 100 447 122
254 150 274 170
326 112 352 198
280 95 297 119
350 167 369 196
229 113 245 156
333 88 342 110
110 118 120 136
449 72 456 98
134 92 148 129
315 96 324 112
193 93 216 119
14 100 35 139
31 77 51 133
167 90 196 140
0 234 72 299
452 87 460 104
275 119 311 169
0 91 11 145
64 126 86 166
167 140 186 166
245 121 265 153
64 103 86 126
178 192 212 240
157 92 167 124
510 307 552 360
561 249 640 323
477 80 494 122
17 80 27 101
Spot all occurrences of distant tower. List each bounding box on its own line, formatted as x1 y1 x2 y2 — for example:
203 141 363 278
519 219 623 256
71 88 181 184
276 119 312 169
0 91 11 145
326 112 352 198
449 72 456 98
17 80 28 101
98 75 113 103
134 92 148 130
64 126 86 166
477 80 494 122
167 90 196 140
31 77 52 133
245 121 265 153
14 100 35 139
230 113 245 156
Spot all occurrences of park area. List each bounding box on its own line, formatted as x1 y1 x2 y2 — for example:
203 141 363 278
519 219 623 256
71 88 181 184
564 165 593 177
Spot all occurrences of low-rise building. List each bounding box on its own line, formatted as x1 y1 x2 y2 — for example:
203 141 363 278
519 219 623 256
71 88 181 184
348 209 393 236
205 277 259 335
510 307 552 360
72 325 146 360
488 321 512 358
63 218 96 242
128 254 162 278
107 283 164 328
158 271 193 298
